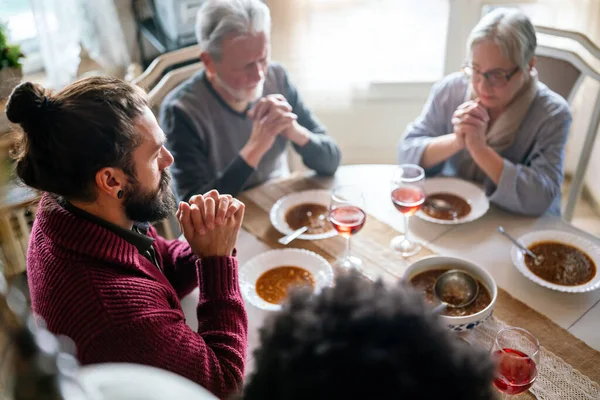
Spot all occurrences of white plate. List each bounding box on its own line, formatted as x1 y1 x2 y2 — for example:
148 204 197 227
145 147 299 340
416 177 489 225
510 230 600 293
270 189 337 240
79 363 217 399
239 248 334 311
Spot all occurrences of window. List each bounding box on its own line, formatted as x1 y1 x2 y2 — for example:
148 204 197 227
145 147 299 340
0 0 43 73
271 0 449 97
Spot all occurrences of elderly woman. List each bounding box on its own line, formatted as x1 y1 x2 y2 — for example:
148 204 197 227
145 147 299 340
398 8 572 216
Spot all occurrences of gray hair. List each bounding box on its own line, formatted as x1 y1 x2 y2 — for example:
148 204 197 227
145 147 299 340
467 8 537 69
195 0 271 60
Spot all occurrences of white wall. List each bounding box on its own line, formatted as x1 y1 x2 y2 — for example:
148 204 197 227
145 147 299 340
565 78 600 203
283 83 431 171
313 83 431 165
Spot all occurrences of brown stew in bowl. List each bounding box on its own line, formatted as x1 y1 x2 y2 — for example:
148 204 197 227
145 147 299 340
285 203 333 234
256 266 316 304
422 193 471 220
409 269 491 317
525 241 596 286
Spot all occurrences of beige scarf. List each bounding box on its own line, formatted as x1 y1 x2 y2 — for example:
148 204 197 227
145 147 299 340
456 69 539 182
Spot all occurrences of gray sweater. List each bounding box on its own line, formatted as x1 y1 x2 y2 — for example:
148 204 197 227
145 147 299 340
398 73 572 217
160 63 341 201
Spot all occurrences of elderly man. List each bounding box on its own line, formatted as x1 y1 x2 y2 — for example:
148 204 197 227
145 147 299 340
160 0 341 202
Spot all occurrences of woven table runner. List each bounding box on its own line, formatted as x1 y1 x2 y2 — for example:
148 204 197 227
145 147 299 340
239 174 600 399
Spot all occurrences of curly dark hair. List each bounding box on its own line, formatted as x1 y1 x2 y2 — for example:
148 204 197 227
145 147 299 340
242 271 496 400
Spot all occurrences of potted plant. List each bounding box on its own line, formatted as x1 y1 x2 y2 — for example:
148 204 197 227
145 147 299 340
0 23 24 99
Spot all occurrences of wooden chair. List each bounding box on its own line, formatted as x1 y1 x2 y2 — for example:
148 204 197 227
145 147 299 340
131 44 204 115
147 63 203 115
0 185 39 278
534 25 600 222
132 44 201 91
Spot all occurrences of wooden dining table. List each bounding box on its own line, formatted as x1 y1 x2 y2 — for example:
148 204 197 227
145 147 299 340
180 164 600 395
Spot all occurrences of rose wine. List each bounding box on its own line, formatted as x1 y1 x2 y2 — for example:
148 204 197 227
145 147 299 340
329 206 366 236
391 186 425 216
493 348 538 395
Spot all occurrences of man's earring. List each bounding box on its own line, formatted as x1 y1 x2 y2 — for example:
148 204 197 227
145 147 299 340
117 190 124 199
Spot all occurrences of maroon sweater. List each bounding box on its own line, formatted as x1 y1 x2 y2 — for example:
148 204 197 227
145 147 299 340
27 194 248 399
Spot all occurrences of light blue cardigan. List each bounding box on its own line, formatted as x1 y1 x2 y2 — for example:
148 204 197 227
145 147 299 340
398 73 572 216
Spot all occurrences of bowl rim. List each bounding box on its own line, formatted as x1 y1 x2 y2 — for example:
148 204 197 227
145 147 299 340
415 177 490 225
239 248 335 311
403 255 498 321
510 229 600 293
269 189 338 240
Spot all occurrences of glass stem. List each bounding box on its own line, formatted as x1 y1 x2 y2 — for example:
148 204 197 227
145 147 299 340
404 214 411 244
345 235 352 260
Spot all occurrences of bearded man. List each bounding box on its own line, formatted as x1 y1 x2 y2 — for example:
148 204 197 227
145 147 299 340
6 76 247 399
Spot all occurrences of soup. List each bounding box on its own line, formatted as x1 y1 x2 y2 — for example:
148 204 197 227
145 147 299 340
525 241 596 286
285 203 332 234
409 268 491 317
422 193 471 220
256 266 316 304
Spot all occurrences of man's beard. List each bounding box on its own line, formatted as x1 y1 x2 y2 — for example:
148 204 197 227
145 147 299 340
123 169 176 223
215 72 264 103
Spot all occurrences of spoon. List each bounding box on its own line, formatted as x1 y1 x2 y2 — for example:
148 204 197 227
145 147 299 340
497 226 544 265
278 214 327 245
278 226 308 245
425 197 459 219
432 270 479 314
426 198 454 211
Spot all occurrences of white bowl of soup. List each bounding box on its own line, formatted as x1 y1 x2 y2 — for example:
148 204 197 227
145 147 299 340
402 256 498 332
510 230 600 293
270 189 337 241
240 248 334 311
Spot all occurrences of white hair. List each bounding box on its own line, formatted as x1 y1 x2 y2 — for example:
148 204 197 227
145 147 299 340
467 8 537 69
195 0 271 60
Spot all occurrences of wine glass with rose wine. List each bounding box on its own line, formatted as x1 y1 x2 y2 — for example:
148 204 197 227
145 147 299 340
490 327 540 398
329 186 367 270
390 164 425 256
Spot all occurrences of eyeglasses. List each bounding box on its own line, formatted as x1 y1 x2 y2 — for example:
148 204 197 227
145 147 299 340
462 64 520 88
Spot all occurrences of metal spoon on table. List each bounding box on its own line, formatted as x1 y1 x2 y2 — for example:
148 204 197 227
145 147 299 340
432 270 479 314
278 214 326 245
497 226 544 265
